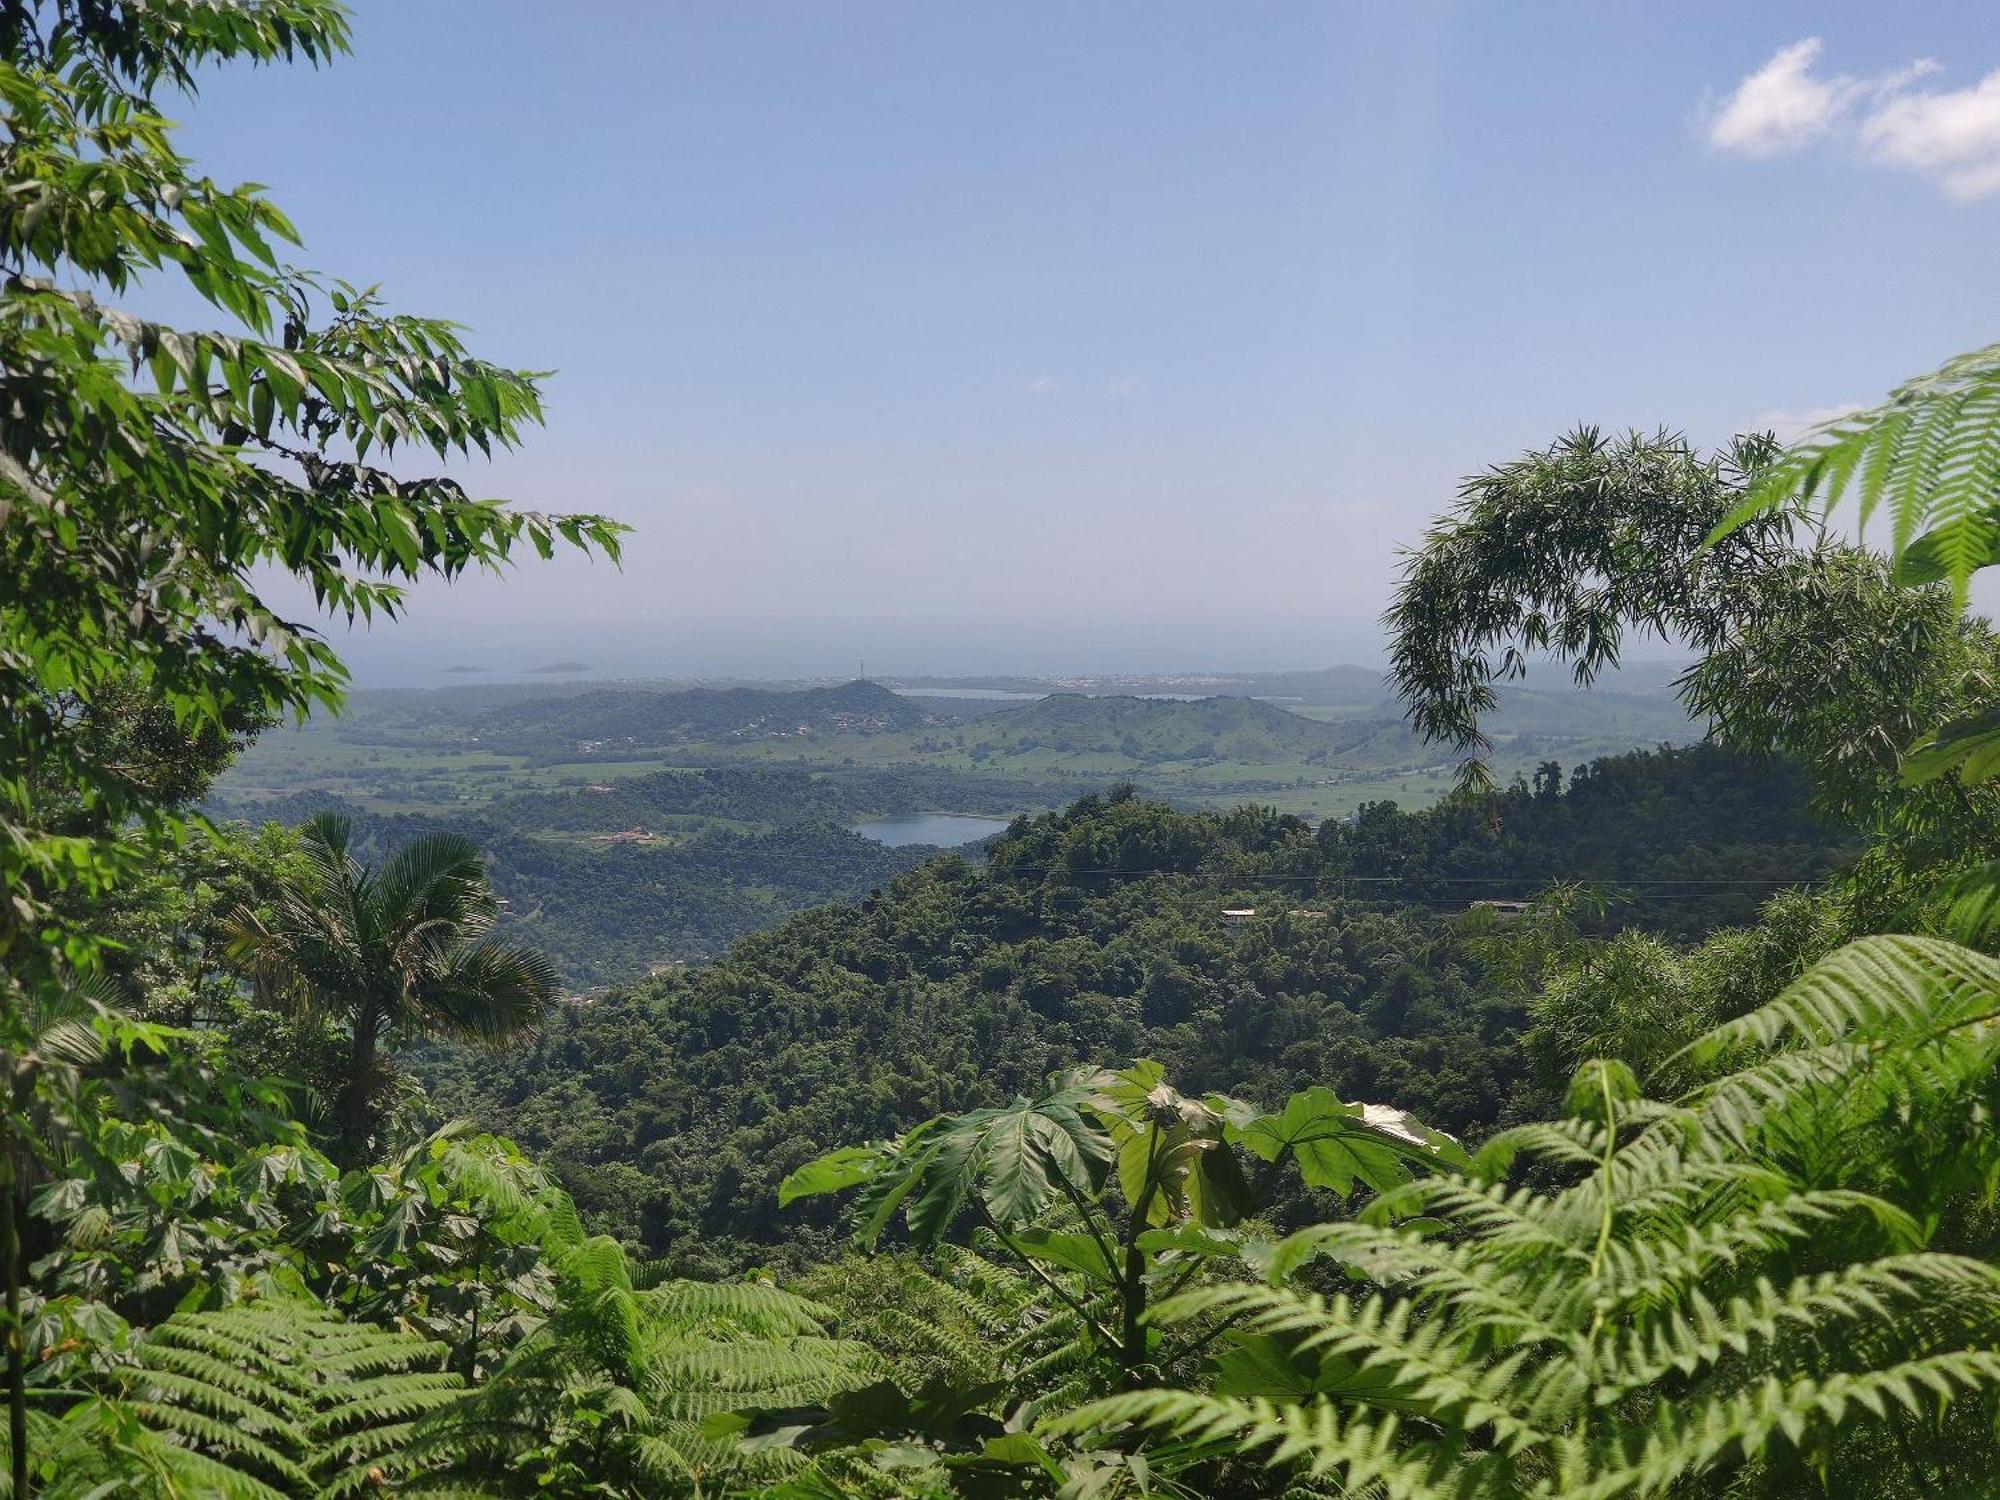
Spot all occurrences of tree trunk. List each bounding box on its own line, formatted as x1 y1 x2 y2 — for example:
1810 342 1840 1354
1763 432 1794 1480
1116 1123 1163 1392
1117 1238 1147 1390
339 1015 379 1162
1 1121 27 1499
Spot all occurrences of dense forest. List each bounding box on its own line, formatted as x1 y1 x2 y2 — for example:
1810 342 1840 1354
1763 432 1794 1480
418 744 1848 1268
214 780 939 986
465 679 939 755
213 666 1702 832
14 5 2000 1497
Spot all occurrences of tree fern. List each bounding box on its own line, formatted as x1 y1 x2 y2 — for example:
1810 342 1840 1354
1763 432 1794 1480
2 1298 467 1498
1716 342 2000 605
799 1243 1089 1402
1050 933 2000 1497
403 1236 882 1496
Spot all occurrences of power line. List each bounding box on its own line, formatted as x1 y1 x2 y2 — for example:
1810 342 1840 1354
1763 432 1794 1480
549 846 1832 895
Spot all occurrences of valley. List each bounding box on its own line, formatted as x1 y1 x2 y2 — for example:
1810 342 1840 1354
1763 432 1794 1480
215 663 1699 822
16 3 2000 1492
206 667 1704 986
415 743 1854 1271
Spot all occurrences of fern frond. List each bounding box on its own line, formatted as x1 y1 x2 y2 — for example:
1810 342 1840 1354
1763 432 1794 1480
1596 1254 2000 1400
1261 1221 1572 1343
1045 1391 1470 1500
642 1278 835 1338
95 1298 466 1495
123 1400 310 1486
308 1377 469 1436
1569 1351 2000 1500
1716 342 2000 602
1681 934 2000 1063
1152 1282 1555 1447
1593 1188 1917 1308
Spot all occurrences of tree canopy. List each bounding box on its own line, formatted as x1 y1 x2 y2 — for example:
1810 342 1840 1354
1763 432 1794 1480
0 0 621 983
11 2 2000 1495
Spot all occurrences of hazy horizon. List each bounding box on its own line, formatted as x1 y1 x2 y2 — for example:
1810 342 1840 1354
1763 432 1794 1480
320 610 1394 687
323 622 1701 693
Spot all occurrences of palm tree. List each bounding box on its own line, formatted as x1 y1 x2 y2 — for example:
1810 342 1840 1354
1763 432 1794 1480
226 813 555 1155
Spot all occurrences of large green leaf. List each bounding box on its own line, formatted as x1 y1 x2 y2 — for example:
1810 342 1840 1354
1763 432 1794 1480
1133 1224 1253 1261
1008 1227 1116 1286
1207 1329 1435 1417
1230 1088 1463 1198
791 1075 1113 1246
1210 1332 1317 1400
1090 1061 1254 1229
1903 706 2000 787
778 1145 886 1208
977 1093 1107 1227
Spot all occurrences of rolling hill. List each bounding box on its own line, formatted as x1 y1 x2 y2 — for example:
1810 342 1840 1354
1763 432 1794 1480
468 678 934 753
959 693 1402 765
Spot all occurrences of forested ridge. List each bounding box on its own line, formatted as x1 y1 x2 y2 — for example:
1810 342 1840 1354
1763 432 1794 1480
466 679 937 753
211 785 937 987
417 744 1850 1269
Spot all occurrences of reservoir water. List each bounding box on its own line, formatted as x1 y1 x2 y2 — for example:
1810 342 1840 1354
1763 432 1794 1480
854 813 1013 847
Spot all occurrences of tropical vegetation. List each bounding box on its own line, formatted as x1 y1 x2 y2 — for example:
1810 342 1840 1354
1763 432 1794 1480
9 2 2000 1497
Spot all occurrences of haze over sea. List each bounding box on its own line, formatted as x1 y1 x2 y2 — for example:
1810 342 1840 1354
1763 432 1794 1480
328 615 1399 688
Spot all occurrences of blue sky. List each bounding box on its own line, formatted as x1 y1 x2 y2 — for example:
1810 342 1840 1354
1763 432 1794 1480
173 2 2000 679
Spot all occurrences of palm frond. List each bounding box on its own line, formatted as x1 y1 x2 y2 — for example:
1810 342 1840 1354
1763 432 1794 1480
415 938 555 1044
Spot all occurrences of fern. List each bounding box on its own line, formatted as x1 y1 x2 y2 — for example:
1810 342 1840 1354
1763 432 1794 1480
403 1248 882 1496
1717 342 2000 604
2 1299 466 1498
1051 933 2000 1497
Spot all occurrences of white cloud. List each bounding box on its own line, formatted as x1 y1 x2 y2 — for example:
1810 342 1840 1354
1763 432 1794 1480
1861 69 2000 199
1708 39 1862 158
1704 39 2000 199
1025 375 1061 395
1105 376 1140 397
1751 402 1865 444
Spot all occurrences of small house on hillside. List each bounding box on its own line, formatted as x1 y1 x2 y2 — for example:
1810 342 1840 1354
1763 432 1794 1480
1469 899 1531 920
594 828 655 846
1222 907 1256 928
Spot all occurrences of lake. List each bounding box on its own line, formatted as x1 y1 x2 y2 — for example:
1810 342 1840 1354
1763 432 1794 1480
854 813 1013 847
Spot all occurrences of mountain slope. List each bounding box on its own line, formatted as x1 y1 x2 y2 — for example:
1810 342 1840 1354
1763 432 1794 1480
469 679 932 751
415 744 1853 1271
969 693 1364 764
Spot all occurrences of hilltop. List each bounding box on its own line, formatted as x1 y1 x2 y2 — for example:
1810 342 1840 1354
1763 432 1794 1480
414 744 1853 1269
971 692 1360 764
467 678 932 752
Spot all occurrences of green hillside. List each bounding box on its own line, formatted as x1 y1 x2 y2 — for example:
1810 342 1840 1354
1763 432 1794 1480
966 692 1356 763
219 780 939 987
416 744 1852 1270
469 678 933 752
